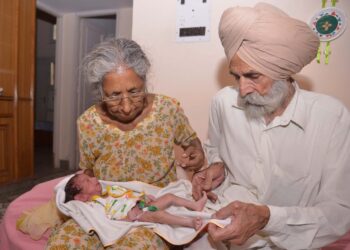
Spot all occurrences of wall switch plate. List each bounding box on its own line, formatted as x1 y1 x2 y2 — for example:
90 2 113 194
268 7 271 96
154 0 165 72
176 0 211 42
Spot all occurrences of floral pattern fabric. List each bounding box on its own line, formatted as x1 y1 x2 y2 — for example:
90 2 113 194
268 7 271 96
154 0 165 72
78 94 196 187
46 219 170 250
46 94 197 249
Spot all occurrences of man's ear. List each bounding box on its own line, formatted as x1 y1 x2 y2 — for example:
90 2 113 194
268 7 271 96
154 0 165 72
74 193 89 202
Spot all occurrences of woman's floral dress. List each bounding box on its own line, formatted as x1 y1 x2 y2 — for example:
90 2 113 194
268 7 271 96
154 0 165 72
46 95 198 250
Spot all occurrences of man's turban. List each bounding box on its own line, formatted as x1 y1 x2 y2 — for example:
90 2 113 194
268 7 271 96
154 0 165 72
219 3 320 80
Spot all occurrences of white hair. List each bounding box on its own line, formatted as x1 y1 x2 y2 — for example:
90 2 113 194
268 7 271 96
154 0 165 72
82 38 150 90
238 79 290 119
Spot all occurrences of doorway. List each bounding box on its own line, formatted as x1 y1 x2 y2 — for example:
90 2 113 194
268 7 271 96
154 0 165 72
34 9 57 177
75 14 116 167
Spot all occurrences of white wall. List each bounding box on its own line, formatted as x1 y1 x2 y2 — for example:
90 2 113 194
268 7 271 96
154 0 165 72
132 0 350 141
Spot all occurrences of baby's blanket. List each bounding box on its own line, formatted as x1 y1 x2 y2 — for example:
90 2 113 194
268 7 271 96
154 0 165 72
55 176 229 247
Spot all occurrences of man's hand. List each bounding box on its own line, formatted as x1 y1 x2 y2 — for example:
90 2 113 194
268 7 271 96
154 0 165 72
178 138 205 172
208 201 270 246
192 162 225 202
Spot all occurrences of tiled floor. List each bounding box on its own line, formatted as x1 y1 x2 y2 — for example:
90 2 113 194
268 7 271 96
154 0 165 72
0 146 76 223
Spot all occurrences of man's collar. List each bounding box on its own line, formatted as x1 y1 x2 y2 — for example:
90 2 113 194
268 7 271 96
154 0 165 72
267 82 307 130
282 82 307 130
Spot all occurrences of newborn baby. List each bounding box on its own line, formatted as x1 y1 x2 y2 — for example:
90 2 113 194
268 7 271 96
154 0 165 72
64 173 208 230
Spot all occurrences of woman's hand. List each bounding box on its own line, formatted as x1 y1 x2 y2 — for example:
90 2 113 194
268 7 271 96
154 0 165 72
179 138 205 172
208 201 270 246
192 162 225 202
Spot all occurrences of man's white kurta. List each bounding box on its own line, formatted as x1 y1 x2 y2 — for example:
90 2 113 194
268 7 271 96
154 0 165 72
204 83 350 249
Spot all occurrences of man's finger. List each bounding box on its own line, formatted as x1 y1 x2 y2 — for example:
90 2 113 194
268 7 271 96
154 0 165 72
214 205 234 219
208 222 235 242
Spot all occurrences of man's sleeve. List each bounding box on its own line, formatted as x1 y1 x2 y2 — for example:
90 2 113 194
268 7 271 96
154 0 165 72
204 96 223 164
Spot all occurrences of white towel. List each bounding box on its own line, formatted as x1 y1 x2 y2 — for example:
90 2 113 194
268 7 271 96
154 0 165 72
55 176 230 247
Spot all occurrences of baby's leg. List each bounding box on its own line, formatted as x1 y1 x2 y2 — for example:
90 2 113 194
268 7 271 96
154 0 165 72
138 210 203 230
149 192 207 211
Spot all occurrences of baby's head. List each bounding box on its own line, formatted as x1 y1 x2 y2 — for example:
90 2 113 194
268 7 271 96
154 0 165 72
64 173 102 202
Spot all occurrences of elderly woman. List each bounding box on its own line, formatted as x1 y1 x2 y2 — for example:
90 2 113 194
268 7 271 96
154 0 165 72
46 38 204 249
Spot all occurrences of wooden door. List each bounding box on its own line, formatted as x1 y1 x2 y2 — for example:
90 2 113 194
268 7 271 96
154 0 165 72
0 0 35 185
0 117 14 183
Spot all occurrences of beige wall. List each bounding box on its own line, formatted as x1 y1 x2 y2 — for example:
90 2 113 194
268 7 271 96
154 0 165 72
132 0 350 141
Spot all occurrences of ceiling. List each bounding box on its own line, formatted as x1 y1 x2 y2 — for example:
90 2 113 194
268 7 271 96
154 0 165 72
37 0 133 15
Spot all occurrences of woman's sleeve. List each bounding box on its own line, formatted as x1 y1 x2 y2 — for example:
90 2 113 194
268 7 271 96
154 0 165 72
172 100 197 147
77 117 95 171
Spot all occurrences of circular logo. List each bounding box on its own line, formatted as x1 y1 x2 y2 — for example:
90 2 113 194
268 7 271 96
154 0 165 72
310 7 347 41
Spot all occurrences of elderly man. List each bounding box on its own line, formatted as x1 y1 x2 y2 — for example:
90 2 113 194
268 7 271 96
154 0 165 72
192 3 350 250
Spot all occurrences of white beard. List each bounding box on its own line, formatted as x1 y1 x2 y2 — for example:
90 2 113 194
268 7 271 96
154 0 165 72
238 80 290 120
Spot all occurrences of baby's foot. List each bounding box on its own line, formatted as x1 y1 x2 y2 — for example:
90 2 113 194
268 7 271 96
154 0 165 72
192 217 203 230
193 192 208 211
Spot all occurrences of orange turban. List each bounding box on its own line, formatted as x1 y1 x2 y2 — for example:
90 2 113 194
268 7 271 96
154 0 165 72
219 3 320 80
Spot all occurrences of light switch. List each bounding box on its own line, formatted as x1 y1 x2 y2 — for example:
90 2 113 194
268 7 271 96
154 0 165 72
176 0 211 42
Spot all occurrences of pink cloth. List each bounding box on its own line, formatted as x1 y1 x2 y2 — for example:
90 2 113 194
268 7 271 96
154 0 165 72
322 232 350 250
0 177 64 250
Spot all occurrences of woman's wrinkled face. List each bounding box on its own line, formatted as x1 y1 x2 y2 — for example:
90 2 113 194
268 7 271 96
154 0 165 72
101 69 146 123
